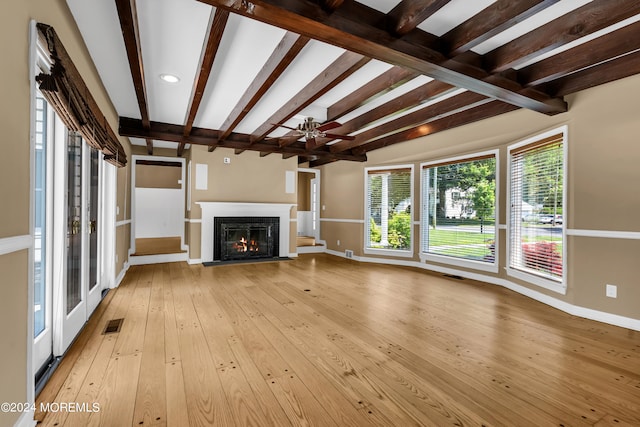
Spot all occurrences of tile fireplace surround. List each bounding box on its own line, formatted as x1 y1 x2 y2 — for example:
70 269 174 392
197 202 295 263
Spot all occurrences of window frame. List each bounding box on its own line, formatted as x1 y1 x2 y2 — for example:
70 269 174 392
363 164 414 258
419 150 500 273
506 126 568 294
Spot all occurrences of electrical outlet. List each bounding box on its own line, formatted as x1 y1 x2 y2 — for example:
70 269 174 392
322 205 326 211
223 157 231 164
606 284 617 298
337 240 341 246
345 250 354 259
116 206 120 215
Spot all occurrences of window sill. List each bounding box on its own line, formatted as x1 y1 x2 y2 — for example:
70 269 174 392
364 248 414 258
506 267 566 295
420 253 499 274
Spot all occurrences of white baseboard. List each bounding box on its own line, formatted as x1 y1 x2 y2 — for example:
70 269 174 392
14 410 36 427
323 249 640 331
129 252 188 265
115 261 130 288
187 258 202 265
288 252 299 258
296 244 326 254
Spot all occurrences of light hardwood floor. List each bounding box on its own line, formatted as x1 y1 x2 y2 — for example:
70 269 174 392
36 254 640 426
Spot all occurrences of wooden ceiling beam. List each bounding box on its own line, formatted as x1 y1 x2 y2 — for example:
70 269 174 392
309 158 337 168
198 0 567 115
119 117 367 162
443 0 560 56
312 80 453 149
250 51 370 141
387 0 451 36
320 0 345 12
115 0 153 154
217 32 310 142
484 0 640 73
331 90 490 153
178 8 229 157
353 101 520 155
327 66 419 121
518 20 640 87
538 49 640 97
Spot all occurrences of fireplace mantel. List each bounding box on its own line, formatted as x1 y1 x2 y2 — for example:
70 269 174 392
197 202 295 263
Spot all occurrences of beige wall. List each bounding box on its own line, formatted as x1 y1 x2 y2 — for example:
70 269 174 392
0 1 132 420
321 74 640 321
0 251 29 427
135 164 182 189
297 172 313 211
186 146 297 259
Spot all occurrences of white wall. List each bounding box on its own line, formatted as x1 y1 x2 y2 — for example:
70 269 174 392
134 188 184 238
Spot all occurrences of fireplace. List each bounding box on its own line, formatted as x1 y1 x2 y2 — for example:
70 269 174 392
214 217 279 262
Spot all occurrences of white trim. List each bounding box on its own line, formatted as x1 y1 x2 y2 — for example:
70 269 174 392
505 266 566 294
288 252 299 258
566 229 640 240
290 218 297 222
420 252 499 274
0 235 33 256
116 219 131 227
14 410 37 427
129 252 188 266
296 244 326 254
115 261 130 288
320 218 364 224
412 221 420 226
498 224 507 230
323 250 640 331
187 258 202 265
185 218 202 224
363 247 414 258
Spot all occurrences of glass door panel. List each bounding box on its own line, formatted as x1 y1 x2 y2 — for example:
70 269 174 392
66 132 83 314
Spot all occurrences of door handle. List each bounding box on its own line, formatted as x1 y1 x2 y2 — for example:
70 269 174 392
71 220 80 235
89 220 97 234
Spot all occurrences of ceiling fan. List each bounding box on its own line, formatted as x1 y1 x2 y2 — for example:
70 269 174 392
273 117 355 150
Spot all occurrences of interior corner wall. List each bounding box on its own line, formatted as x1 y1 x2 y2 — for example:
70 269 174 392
320 74 640 322
0 1 132 423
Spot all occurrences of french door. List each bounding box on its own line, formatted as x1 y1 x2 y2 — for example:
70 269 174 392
33 104 106 373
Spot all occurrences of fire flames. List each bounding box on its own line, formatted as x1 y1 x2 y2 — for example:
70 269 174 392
232 237 259 253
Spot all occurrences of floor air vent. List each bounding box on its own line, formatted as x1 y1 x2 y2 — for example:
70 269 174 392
443 274 464 280
102 318 124 335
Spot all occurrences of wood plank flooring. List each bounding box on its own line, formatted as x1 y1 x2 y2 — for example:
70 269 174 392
36 254 640 426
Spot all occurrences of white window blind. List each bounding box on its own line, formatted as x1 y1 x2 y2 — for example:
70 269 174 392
509 134 564 282
421 155 496 264
365 167 412 251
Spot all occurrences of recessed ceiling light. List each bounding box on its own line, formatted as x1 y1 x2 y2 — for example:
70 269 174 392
159 73 180 83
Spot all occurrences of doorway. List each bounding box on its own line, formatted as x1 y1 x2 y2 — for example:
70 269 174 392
130 156 187 264
296 168 324 252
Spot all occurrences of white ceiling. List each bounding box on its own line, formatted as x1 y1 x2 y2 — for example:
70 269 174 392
66 0 627 149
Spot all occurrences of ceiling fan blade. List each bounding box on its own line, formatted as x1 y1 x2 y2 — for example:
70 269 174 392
323 132 355 141
305 136 316 150
317 121 341 132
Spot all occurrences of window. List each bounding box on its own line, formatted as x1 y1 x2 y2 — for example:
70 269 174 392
421 153 497 271
508 129 565 289
365 166 413 255
34 94 48 337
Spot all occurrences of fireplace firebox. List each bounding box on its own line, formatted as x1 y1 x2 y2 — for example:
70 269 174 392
213 216 279 262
